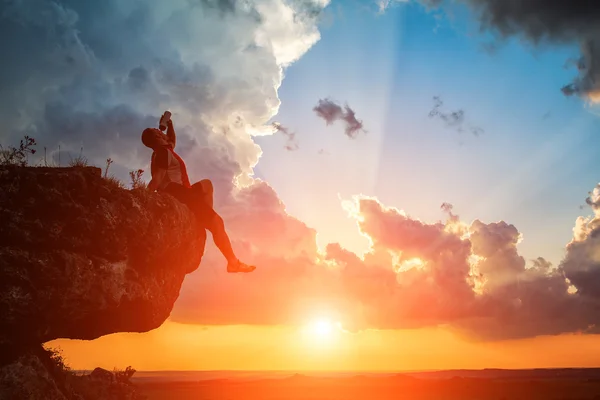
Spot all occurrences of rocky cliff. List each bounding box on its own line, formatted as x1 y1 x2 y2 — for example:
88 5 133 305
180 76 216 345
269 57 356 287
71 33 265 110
0 166 205 399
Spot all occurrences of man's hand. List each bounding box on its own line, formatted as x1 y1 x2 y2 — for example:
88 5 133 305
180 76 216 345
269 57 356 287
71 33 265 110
147 168 167 192
147 180 157 192
147 179 158 192
166 119 176 148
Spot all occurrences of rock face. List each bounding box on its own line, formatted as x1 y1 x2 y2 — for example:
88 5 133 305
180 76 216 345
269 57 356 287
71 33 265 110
0 166 203 352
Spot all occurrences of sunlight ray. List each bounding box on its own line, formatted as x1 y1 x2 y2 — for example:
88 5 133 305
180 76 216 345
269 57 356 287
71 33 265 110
368 7 407 198
470 112 594 219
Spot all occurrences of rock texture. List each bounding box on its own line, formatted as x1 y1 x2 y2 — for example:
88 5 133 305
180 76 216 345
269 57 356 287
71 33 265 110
0 346 144 400
0 347 68 400
0 166 203 351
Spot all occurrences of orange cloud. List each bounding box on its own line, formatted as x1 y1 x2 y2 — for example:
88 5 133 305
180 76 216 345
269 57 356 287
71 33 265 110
170 182 600 341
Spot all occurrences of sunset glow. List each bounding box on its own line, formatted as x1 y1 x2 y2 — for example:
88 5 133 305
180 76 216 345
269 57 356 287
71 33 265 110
7 0 600 378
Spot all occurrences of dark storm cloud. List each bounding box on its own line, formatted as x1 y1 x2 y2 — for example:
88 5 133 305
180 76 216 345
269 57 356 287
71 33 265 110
425 0 600 100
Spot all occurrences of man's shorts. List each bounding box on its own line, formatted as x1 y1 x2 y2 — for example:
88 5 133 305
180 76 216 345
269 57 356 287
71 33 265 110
162 182 217 228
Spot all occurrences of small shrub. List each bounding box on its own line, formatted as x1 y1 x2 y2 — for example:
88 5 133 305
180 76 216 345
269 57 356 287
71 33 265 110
70 365 144 399
0 135 37 166
68 147 88 167
105 175 125 190
45 346 71 375
42 147 54 167
103 158 113 178
69 155 89 167
114 366 137 384
101 157 125 189
129 169 146 190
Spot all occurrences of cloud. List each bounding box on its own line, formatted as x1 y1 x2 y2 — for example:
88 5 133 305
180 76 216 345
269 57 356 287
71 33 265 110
0 0 327 183
562 185 600 299
420 1 600 101
6 0 600 343
376 0 410 14
429 96 484 136
0 0 331 324
272 122 299 151
313 98 366 139
171 179 600 341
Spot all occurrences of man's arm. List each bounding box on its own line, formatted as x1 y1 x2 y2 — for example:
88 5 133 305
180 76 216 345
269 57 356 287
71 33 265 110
147 148 169 191
147 169 166 192
166 120 176 149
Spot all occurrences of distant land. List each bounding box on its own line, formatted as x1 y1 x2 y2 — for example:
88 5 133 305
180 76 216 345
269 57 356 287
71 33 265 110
115 368 600 383
128 369 600 400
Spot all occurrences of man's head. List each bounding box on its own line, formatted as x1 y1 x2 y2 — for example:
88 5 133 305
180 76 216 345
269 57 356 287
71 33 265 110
141 128 169 149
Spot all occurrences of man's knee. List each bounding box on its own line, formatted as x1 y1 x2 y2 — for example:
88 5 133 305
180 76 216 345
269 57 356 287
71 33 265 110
199 179 213 195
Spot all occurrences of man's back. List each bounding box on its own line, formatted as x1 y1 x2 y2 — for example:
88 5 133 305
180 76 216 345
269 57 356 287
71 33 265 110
151 146 184 191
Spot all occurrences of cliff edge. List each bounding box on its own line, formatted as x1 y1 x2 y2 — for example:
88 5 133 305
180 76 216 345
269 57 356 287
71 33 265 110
0 166 204 399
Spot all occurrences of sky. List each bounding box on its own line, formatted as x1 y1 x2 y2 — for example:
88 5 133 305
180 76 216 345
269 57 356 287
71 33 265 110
5 0 600 371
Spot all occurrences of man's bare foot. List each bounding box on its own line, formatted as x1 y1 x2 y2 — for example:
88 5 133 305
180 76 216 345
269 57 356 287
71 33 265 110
227 259 256 273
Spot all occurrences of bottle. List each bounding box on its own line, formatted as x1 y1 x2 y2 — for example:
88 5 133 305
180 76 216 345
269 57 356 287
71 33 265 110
159 111 172 131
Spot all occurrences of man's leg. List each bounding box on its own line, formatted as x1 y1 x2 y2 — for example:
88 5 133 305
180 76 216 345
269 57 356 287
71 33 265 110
191 179 213 208
202 208 255 273
191 180 222 254
164 183 208 260
189 179 212 263
187 182 255 273
204 212 235 262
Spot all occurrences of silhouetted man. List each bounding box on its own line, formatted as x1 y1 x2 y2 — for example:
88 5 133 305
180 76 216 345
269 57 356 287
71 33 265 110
141 114 256 273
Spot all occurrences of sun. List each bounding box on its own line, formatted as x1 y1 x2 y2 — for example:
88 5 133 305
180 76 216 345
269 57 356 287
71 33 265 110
309 319 334 337
302 318 339 347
